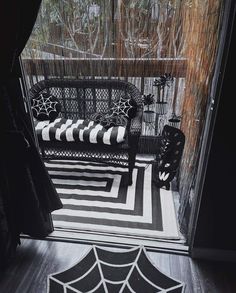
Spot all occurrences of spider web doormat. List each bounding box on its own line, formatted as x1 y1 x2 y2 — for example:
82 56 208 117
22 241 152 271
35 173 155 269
46 158 180 240
47 246 185 292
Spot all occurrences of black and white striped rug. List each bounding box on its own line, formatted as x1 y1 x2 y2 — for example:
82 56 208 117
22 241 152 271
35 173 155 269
45 158 180 240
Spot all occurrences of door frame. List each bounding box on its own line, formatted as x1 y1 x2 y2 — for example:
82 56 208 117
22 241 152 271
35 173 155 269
18 0 235 255
188 0 236 253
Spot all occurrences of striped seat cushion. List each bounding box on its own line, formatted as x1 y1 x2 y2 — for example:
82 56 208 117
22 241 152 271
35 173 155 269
34 118 127 145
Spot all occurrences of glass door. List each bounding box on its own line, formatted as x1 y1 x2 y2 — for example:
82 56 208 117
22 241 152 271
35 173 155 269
20 0 227 250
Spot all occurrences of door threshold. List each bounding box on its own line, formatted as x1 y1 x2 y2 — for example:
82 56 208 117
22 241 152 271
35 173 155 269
21 229 188 256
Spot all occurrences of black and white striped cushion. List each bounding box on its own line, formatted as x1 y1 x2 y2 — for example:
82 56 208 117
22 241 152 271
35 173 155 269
34 118 127 145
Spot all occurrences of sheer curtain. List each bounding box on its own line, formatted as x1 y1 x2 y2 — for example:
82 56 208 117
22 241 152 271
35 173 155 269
22 0 187 144
22 0 223 236
0 0 62 270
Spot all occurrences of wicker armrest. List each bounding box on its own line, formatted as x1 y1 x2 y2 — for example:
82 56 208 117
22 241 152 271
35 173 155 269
129 109 143 137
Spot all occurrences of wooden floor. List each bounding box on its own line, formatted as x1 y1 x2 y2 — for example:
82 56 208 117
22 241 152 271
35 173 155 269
0 239 235 293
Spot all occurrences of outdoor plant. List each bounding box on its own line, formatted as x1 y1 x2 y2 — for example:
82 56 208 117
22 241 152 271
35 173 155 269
152 73 174 116
142 94 155 123
153 73 174 102
153 73 174 89
143 93 155 111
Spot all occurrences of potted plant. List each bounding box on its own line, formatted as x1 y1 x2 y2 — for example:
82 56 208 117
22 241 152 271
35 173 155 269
168 113 181 128
142 93 155 123
153 73 173 115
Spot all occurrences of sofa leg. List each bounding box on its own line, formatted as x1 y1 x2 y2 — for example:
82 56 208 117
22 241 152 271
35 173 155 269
128 169 133 185
41 146 46 159
128 151 136 186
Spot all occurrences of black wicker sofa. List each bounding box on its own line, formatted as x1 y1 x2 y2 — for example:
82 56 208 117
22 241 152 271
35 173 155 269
29 78 143 185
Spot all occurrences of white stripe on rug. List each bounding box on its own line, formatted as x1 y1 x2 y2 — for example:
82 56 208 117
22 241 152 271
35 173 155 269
52 178 107 187
45 162 129 172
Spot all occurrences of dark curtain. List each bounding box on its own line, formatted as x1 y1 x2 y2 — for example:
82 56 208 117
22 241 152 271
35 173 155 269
0 0 62 270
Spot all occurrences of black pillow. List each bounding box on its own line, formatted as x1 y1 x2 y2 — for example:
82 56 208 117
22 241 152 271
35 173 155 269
31 93 61 121
110 96 137 119
90 112 128 129
89 97 137 129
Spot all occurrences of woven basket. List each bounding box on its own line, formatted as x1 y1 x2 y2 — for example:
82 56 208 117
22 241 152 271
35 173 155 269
143 110 155 123
156 102 168 115
168 117 181 128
